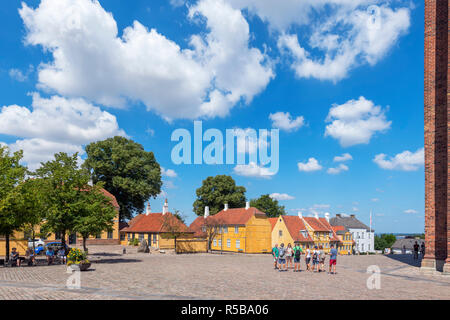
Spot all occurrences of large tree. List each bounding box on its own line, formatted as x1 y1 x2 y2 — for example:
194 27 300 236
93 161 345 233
193 175 246 216
250 194 286 218
84 136 162 220
72 183 117 252
0 146 27 262
35 152 91 247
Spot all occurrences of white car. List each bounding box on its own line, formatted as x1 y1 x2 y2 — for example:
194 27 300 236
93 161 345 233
28 238 45 249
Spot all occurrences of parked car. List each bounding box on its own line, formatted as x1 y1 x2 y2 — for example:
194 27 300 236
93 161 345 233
35 242 69 255
28 238 45 249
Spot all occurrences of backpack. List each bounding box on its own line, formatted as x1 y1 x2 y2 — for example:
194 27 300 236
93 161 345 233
313 251 318 260
294 248 301 258
279 248 285 258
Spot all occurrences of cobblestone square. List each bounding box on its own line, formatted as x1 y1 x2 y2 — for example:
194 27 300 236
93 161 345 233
0 245 449 300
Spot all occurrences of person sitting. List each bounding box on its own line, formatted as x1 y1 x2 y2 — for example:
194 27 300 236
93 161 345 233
46 247 54 265
57 247 67 264
25 248 35 266
10 248 20 267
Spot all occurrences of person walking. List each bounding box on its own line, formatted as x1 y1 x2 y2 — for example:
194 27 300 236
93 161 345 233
272 244 279 269
305 245 311 271
319 245 326 272
286 243 293 269
312 246 319 272
413 241 419 261
278 243 287 272
420 242 425 257
293 243 303 272
328 244 337 274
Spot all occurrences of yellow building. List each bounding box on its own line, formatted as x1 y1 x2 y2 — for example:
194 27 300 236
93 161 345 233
120 200 194 250
269 215 314 249
331 226 354 255
203 203 272 254
301 216 341 253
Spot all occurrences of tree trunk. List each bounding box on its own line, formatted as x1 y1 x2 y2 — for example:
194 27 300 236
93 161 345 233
61 230 66 247
5 234 10 263
82 236 87 252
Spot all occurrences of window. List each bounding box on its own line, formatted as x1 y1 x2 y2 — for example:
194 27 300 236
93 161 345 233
96 233 102 239
362 233 365 239
213 239 217 246
218 239 222 247
224 227 228 233
120 234 125 241
139 233 144 241
279 230 283 237
362 243 365 251
107 231 113 239
153 234 157 244
227 239 231 248
132 233 135 239
127 233 131 240
235 226 239 233
236 239 240 248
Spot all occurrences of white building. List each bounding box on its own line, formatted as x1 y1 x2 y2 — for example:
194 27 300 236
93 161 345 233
329 214 375 253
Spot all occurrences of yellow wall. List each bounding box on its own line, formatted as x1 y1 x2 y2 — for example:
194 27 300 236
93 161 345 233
337 232 353 255
176 239 208 253
0 239 28 256
271 217 293 248
210 215 272 254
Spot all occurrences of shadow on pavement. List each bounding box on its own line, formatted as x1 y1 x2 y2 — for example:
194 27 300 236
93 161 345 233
384 253 423 268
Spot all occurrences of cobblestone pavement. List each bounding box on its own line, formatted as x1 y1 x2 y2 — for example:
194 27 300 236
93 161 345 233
1 245 449 300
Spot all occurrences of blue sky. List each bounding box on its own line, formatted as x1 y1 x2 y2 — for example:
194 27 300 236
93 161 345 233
0 0 424 233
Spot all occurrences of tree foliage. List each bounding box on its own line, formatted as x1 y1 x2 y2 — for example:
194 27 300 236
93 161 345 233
250 194 286 218
193 175 246 216
374 233 397 251
84 136 162 221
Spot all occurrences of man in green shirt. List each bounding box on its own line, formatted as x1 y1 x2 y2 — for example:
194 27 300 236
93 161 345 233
293 244 303 272
272 244 279 269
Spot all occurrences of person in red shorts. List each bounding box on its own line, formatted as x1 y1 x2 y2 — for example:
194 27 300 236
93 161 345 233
328 244 337 274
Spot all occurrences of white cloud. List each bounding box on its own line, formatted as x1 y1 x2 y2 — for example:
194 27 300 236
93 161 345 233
298 158 322 172
9 69 27 82
327 163 349 175
404 209 418 214
0 93 125 170
352 207 359 212
371 198 379 202
312 204 330 209
373 148 424 171
269 112 305 132
270 193 295 201
273 2 410 81
325 96 391 147
333 153 352 162
19 0 273 120
233 162 275 178
170 0 185 7
161 167 177 178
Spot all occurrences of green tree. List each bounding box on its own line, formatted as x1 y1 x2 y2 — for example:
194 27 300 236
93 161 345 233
250 194 287 218
14 178 48 254
0 146 27 262
374 233 397 251
72 183 117 252
83 136 162 221
35 152 91 247
193 175 246 216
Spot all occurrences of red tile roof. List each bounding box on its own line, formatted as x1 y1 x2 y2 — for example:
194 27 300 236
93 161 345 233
188 216 214 238
122 212 192 234
303 217 330 232
99 188 119 210
268 217 278 230
213 207 266 225
319 218 341 242
282 215 313 242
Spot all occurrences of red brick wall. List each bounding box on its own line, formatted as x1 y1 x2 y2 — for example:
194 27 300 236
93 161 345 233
424 0 449 263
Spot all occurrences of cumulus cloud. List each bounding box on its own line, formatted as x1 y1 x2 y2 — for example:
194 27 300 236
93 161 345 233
404 209 418 214
327 163 349 175
373 148 424 171
0 93 125 170
269 112 305 132
270 193 295 200
298 158 322 172
325 96 391 147
19 0 273 120
273 2 410 81
333 153 352 162
161 167 177 178
233 162 275 178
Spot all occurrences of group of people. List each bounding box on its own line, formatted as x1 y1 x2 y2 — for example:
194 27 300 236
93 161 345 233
8 246 67 267
272 243 338 274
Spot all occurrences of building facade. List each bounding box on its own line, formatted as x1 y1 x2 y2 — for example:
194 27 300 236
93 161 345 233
329 214 374 253
270 215 314 249
422 0 450 274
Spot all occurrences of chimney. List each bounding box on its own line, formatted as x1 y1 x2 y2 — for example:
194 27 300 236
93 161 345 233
350 214 355 218
298 211 303 219
336 214 341 217
324 212 330 222
245 201 250 210
146 203 151 216
162 199 168 215
224 203 228 211
314 212 319 219
88 179 93 187
204 206 210 218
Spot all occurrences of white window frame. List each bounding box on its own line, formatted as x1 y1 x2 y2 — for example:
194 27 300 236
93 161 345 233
227 239 231 248
236 239 240 249
224 226 228 233
235 226 239 234
213 239 217 247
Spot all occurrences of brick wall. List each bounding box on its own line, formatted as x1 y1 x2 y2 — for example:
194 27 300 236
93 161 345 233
423 0 449 264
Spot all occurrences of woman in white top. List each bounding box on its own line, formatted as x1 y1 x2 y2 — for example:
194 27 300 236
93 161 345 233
286 243 293 270
305 245 311 271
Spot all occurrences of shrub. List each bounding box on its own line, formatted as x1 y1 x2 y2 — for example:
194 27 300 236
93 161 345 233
67 248 89 265
128 238 140 246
